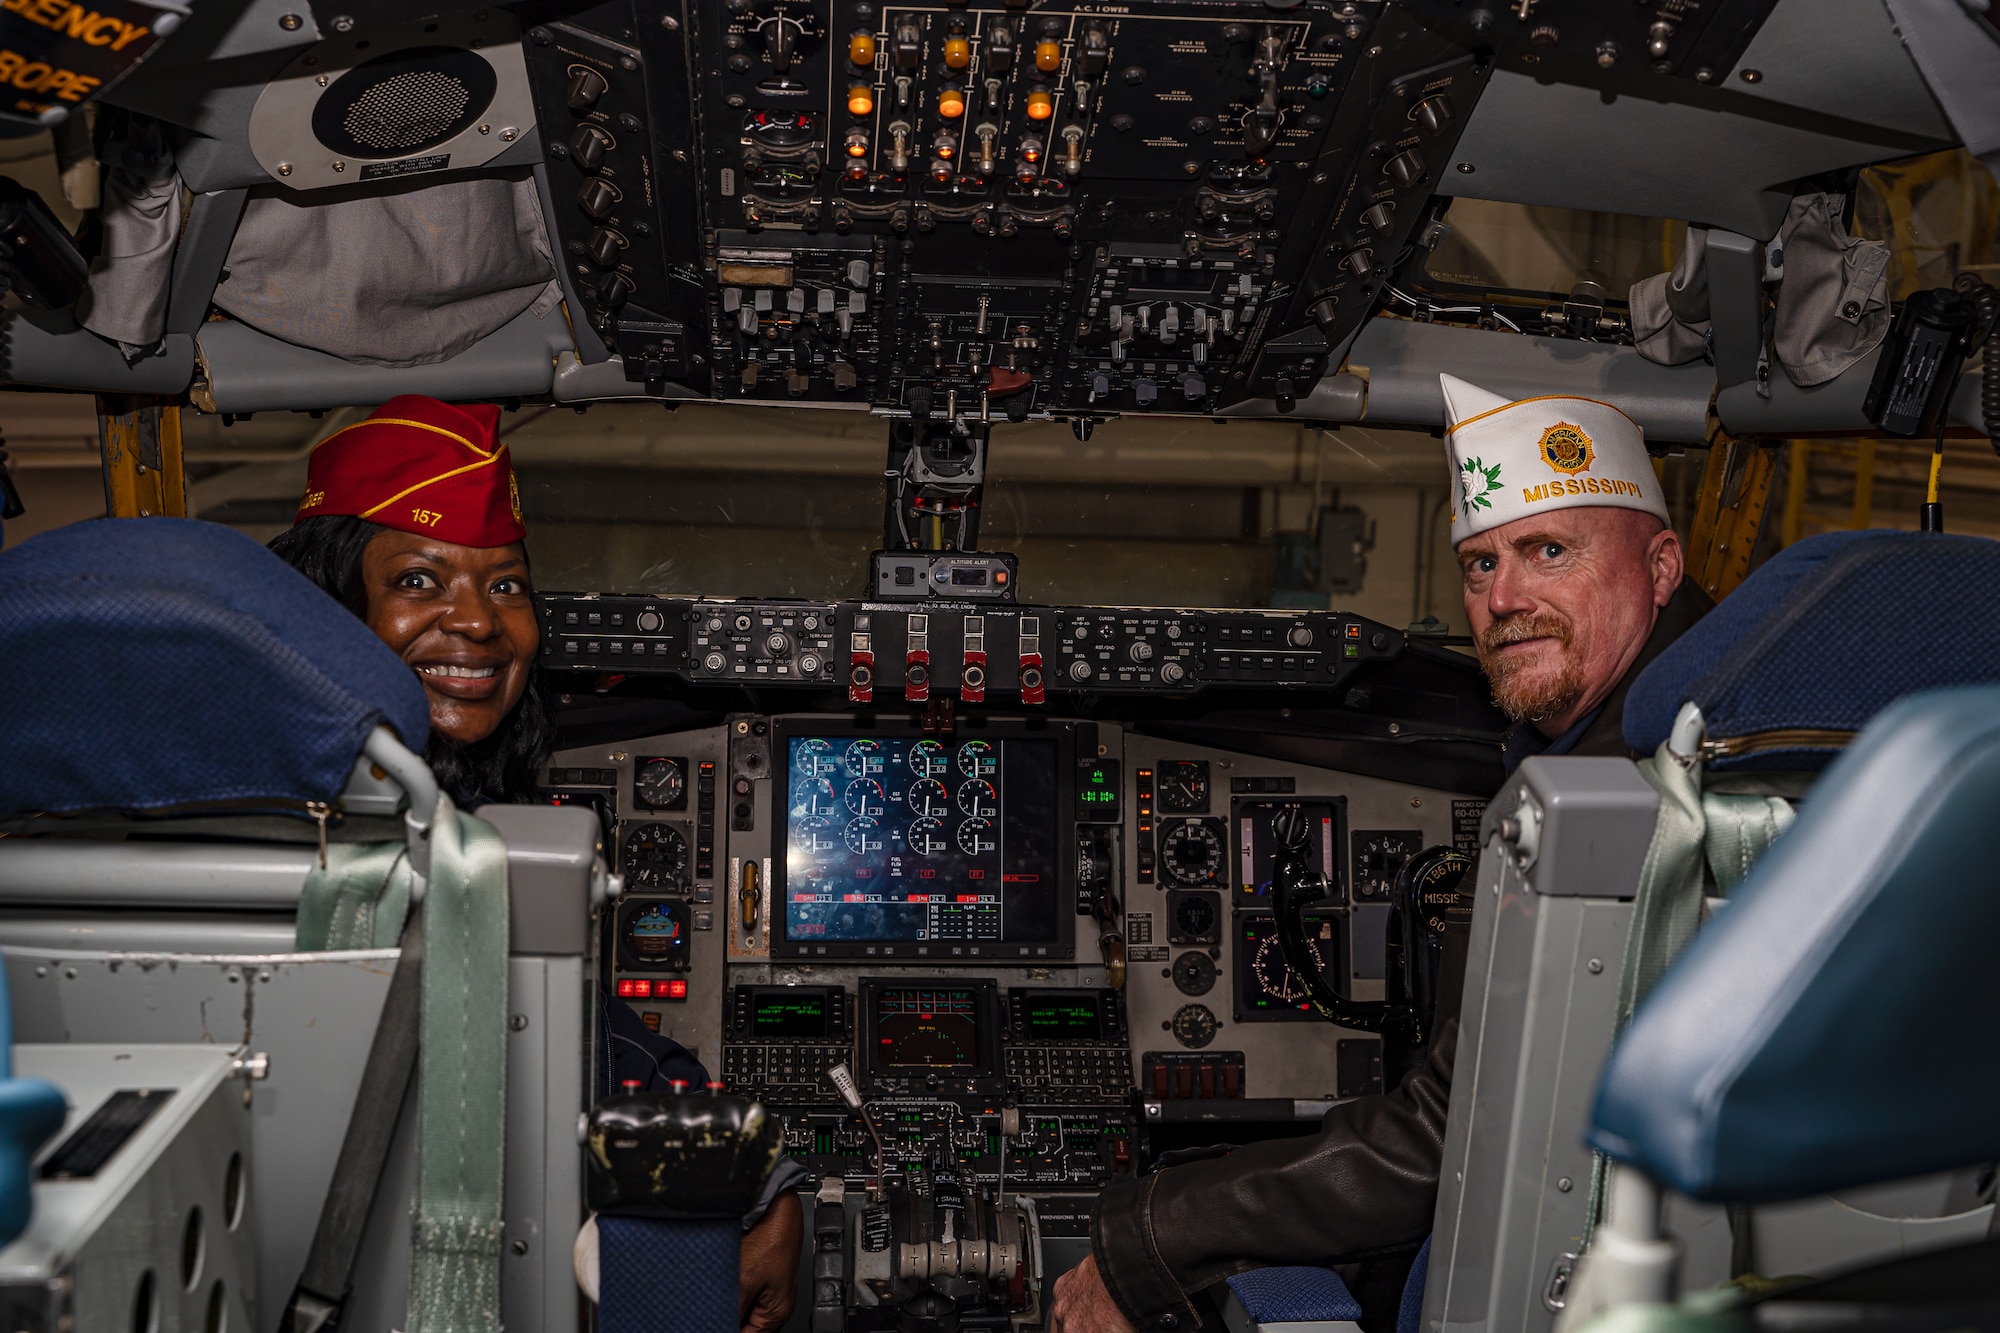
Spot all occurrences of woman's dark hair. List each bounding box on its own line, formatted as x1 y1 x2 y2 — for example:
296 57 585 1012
269 514 553 805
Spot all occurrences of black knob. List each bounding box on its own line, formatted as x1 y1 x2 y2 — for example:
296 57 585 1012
1383 148 1426 187
585 227 625 266
567 67 609 110
571 124 613 171
1340 248 1374 278
1275 377 1297 413
1133 377 1157 406
1360 201 1395 232
595 272 633 310
1310 296 1339 332
577 177 618 219
1408 95 1452 134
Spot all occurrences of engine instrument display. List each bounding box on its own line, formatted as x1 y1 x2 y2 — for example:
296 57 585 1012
1236 912 1342 1022
870 986 986 1070
780 734 1061 953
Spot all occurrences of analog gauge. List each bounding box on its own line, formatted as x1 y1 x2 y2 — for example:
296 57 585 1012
844 817 884 855
1169 891 1219 943
622 900 686 967
956 779 999 819
845 778 886 816
908 816 949 856
1252 931 1333 1007
1171 1003 1218 1049
908 739 950 778
845 739 884 775
797 776 839 818
1157 760 1210 814
956 818 996 856
956 740 998 779
797 738 838 777
1161 820 1225 886
797 815 838 855
1173 951 1218 997
634 757 686 810
622 822 689 892
908 778 950 817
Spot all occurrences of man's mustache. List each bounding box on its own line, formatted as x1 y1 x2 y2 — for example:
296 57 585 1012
1478 611 1573 658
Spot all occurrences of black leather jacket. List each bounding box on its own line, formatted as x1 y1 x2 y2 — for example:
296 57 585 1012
1089 581 1712 1332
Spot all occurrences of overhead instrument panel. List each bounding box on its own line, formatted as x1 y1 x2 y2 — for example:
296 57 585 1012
519 0 1490 411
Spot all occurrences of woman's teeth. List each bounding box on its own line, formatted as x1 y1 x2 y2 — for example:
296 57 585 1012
420 665 498 679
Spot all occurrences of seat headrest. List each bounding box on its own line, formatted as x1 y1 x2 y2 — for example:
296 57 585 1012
1624 531 2000 769
1588 684 2000 1203
0 518 430 819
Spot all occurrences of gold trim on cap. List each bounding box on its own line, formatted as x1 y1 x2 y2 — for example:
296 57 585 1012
1445 393 1644 438
312 416 488 458
357 450 506 520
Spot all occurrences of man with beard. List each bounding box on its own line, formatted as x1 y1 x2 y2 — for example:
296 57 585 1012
1048 376 1710 1333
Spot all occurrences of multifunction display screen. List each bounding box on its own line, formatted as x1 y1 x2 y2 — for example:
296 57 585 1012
1021 993 1104 1040
873 987 983 1068
783 736 1060 945
748 991 831 1038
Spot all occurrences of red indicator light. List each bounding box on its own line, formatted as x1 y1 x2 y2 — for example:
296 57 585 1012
665 980 689 999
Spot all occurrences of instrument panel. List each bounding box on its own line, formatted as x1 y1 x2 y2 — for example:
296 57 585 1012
521 0 1490 411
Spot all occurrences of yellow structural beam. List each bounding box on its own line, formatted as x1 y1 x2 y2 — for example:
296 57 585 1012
97 396 187 519
1686 430 1779 600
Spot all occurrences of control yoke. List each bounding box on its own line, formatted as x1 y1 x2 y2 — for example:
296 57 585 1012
1270 809 1471 1068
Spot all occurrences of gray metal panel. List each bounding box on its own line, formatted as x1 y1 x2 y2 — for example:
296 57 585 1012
167 190 249 336
196 304 576 414
1716 360 1987 437
1444 71 1952 241
6 949 397 1329
0 912 296 954
4 1045 258 1333
1482 760 1662 900
0 311 195 393
1706 232 1766 392
0 842 314 908
1425 854 1639 1333
478 805 601 957
1725 0 1953 141
1344 319 1715 445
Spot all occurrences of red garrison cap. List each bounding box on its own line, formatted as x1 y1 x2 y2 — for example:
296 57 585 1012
295 395 525 547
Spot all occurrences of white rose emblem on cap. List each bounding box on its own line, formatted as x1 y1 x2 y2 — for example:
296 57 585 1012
1441 374 1670 546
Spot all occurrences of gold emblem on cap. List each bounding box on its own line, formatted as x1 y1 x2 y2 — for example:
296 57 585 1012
1539 423 1594 475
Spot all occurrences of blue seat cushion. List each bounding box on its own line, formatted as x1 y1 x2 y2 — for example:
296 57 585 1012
0 518 429 819
1623 531 2000 769
1590 685 2000 1202
1227 1267 1362 1324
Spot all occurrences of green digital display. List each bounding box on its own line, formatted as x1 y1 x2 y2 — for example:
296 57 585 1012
1075 760 1120 822
1024 994 1102 1038
751 993 831 1038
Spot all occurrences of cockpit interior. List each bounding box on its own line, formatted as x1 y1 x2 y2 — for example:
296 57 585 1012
0 0 1997 1331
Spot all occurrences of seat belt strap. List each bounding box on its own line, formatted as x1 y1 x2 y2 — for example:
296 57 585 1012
278 907 426 1333
407 797 511 1333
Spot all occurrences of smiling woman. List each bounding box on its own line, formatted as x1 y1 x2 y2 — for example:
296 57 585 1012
265 395 553 803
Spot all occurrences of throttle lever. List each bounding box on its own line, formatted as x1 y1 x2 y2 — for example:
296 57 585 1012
1269 804 1404 1036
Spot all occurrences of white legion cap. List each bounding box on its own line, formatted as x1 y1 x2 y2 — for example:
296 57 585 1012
1442 374 1670 546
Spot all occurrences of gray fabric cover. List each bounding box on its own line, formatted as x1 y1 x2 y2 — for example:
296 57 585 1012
212 174 560 369
1629 225 1713 366
1770 192 1890 388
76 118 183 356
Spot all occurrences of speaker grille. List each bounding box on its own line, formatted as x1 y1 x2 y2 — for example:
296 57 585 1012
312 45 498 159
342 69 474 151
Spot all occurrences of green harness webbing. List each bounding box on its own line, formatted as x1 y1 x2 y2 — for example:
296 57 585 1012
296 794 511 1333
1580 747 1796 1250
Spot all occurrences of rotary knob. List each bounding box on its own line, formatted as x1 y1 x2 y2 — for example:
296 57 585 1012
1068 658 1093 682
1287 625 1313 648
1382 148 1426 188
577 177 618 219
571 124 613 171
703 652 726 672
635 610 664 632
798 653 823 675
1129 641 1155 662
1160 660 1186 685
567 67 609 110
765 631 791 656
